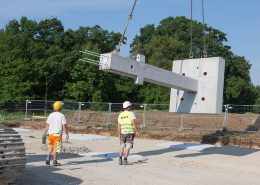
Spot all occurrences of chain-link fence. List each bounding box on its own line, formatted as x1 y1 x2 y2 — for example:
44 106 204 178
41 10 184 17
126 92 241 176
0 100 259 132
222 104 260 132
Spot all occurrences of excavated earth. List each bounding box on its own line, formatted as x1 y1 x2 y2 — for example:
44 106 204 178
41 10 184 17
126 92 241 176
2 111 260 149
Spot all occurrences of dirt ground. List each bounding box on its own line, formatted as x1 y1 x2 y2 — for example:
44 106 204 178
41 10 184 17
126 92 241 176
14 128 260 185
4 111 260 148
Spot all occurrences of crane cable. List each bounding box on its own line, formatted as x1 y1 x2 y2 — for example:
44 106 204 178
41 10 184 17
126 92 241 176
202 0 208 58
113 0 138 55
189 0 208 58
189 0 194 59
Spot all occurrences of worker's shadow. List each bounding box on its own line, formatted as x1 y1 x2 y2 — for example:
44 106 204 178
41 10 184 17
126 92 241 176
26 153 113 165
17 165 82 185
26 153 83 163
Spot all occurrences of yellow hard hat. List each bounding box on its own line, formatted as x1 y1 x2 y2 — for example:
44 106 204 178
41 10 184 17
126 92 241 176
53 101 64 111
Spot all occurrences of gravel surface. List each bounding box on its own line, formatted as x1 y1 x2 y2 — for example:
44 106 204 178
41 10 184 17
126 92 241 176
16 129 260 185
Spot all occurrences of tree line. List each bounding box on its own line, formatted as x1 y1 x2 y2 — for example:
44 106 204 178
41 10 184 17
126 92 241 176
0 16 259 105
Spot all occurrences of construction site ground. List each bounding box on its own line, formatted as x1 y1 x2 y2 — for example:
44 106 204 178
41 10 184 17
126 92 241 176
2 111 260 185
8 126 260 185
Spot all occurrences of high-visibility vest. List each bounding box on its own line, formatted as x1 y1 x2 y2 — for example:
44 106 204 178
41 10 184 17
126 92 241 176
118 111 134 134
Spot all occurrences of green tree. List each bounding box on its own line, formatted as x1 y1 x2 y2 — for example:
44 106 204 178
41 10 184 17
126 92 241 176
0 18 122 102
255 86 260 105
64 26 122 102
0 18 36 100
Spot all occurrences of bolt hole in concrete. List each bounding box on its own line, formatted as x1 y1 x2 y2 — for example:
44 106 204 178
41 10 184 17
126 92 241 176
181 97 184 101
182 73 185 76
131 65 134 69
203 72 207 76
201 97 206 101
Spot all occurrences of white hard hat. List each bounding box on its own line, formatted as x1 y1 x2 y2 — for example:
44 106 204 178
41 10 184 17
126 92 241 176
123 101 132 109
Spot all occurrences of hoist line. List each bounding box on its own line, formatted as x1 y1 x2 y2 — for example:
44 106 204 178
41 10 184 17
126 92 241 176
189 0 194 59
202 0 207 58
114 0 138 54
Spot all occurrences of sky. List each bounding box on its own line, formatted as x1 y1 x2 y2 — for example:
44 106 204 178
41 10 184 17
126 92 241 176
0 0 259 85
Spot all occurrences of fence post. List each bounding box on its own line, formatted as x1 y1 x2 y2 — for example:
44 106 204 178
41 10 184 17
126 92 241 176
142 104 147 127
222 104 229 130
107 103 112 125
179 114 184 131
24 100 31 120
44 100 47 116
78 102 82 123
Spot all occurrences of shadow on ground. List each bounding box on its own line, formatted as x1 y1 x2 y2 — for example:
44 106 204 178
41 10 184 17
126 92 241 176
252 116 260 130
134 143 260 158
174 145 260 158
19 153 112 185
26 153 83 163
26 153 113 167
17 165 82 185
43 143 260 163
66 158 113 165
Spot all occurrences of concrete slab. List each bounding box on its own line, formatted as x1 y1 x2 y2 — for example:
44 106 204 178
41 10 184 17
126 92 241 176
127 154 147 163
13 128 32 132
85 152 147 162
85 152 118 158
64 134 108 141
156 142 216 151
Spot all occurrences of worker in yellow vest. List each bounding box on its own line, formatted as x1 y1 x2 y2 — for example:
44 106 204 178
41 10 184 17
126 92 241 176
118 101 140 165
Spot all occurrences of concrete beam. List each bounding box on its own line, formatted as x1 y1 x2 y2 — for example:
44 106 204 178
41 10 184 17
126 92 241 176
100 53 198 92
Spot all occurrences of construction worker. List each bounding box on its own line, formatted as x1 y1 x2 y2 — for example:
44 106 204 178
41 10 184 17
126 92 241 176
43 101 69 166
118 101 140 165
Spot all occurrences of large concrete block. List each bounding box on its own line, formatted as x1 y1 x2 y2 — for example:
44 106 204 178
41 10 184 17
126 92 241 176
170 57 225 114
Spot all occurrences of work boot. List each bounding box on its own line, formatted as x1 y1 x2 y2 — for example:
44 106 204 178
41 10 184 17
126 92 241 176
123 158 128 165
53 160 61 166
45 156 50 165
119 157 123 165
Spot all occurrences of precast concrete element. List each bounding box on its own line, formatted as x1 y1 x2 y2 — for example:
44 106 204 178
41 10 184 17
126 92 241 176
156 142 216 151
85 152 147 163
100 53 198 92
99 53 225 114
170 57 225 113
0 124 26 184
67 134 108 141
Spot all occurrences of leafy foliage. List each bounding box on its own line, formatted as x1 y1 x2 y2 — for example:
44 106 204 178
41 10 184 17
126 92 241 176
254 86 260 105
